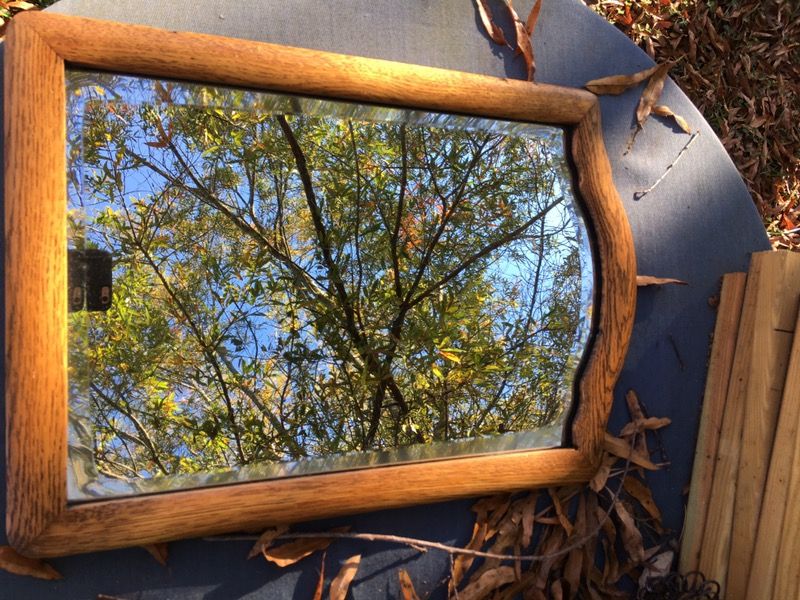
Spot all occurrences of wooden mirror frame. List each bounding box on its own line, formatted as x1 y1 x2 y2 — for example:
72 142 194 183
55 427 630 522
4 12 636 557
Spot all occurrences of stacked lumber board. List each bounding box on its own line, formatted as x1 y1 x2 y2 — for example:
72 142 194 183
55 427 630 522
679 250 800 598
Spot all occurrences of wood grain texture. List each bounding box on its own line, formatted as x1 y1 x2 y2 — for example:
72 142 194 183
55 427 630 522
696 265 755 588
21 12 594 126
29 449 593 557
570 103 637 459
679 272 746 575
773 321 800 599
4 20 67 550
4 12 635 557
726 251 800 599
747 306 800 599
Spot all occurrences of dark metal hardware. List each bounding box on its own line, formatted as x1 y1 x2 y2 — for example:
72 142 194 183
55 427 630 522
68 249 113 312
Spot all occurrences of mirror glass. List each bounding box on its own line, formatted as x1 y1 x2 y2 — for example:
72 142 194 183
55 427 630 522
66 71 594 500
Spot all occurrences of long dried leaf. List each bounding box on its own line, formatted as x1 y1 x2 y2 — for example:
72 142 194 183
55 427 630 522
451 520 488 591
525 0 543 35
533 528 565 589
329 554 361 600
563 547 583 598
312 553 326 600
584 65 660 95
475 0 508 46
262 527 349 567
398 569 421 600
636 63 671 127
623 477 663 527
460 566 517 600
652 105 692 134
589 453 617 492
603 433 659 470
547 488 574 535
623 390 652 463
142 543 169 567
247 524 290 559
619 416 672 437
504 0 535 81
0 546 62 580
550 579 564 600
636 275 688 287
521 492 539 548
613 500 644 563
625 390 646 422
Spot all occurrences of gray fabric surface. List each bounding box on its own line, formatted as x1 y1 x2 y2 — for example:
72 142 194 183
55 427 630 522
0 0 769 597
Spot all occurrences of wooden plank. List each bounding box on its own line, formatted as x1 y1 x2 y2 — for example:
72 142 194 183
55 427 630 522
679 273 747 574
747 306 800 598
3 18 68 550
726 251 800 599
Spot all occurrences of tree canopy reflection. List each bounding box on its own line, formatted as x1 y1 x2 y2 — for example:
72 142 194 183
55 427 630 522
67 74 592 486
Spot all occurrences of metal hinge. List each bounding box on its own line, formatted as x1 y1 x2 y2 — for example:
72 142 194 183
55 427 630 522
68 249 113 312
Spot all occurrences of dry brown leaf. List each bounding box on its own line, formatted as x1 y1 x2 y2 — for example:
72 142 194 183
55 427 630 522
619 416 671 437
625 390 645 422
652 105 692 134
460 565 517 600
603 433 659 470
0 546 62 580
524 587 548 600
142 543 169 567
636 275 687 287
247 524 290 559
636 63 671 127
504 0 535 81
475 0 508 46
533 528 565 590
525 0 543 35
589 453 617 492
584 64 661 95
563 547 583 598
521 492 538 548
262 527 349 567
329 554 361 600
623 477 663 527
398 569 421 600
451 520 488 592
547 488 574 536
613 500 644 564
312 553 326 600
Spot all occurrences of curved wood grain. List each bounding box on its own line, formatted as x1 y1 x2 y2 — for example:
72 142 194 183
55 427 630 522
4 12 635 557
570 104 637 459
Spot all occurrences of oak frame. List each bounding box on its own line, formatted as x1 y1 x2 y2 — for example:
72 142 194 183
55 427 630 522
4 12 636 557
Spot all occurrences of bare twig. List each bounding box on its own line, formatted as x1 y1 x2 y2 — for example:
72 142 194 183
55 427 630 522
634 131 700 199
206 439 636 564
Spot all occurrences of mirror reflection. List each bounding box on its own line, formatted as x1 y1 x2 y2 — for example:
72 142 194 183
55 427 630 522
66 71 593 499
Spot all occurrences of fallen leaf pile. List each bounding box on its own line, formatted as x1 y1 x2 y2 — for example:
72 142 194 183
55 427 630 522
586 0 800 251
240 390 673 599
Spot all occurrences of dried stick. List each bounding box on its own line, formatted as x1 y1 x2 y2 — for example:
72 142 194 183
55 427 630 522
206 440 636 564
634 131 700 200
